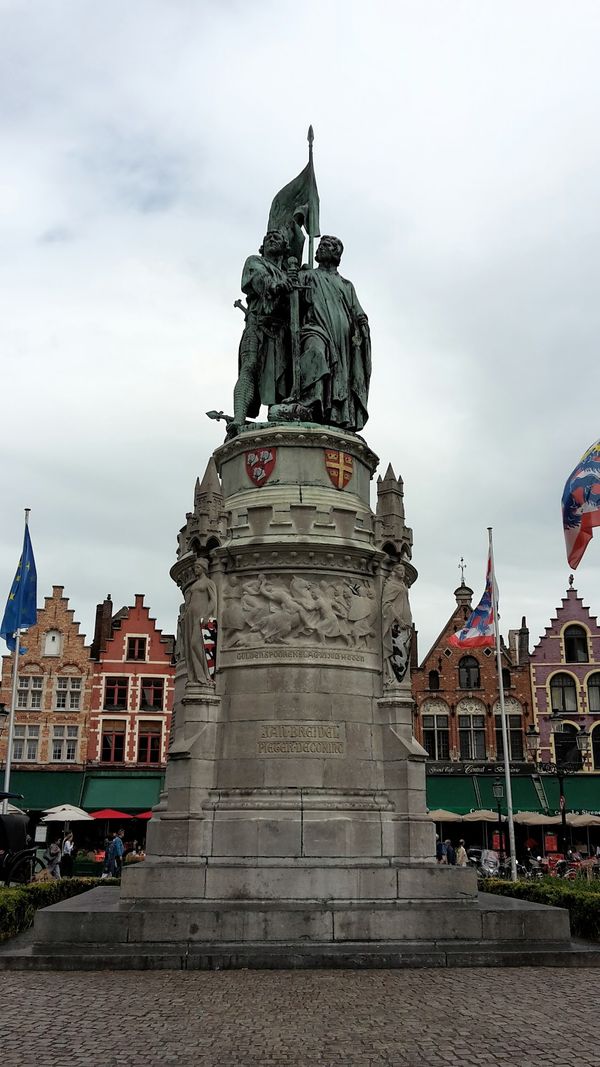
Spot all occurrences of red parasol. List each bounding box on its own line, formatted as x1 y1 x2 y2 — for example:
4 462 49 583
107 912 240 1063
134 811 154 820
91 809 132 820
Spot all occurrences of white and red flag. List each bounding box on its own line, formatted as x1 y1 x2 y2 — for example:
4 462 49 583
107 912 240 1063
448 550 496 649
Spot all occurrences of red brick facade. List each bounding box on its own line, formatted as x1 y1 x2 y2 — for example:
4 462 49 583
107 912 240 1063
88 594 175 770
0 586 93 773
412 582 533 766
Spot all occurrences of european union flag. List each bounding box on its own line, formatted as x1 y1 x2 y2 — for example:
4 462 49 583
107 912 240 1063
0 526 38 652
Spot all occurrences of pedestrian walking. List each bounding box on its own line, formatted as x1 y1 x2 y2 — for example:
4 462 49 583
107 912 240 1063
455 839 468 866
444 839 456 866
44 836 62 879
436 835 447 864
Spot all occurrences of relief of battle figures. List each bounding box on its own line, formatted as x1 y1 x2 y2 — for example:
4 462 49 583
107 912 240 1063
221 573 377 650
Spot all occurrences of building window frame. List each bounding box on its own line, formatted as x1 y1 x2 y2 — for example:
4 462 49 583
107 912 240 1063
494 713 524 761
139 677 165 711
126 636 147 662
54 676 82 711
587 672 600 714
12 723 40 762
43 629 62 657
458 656 480 690
100 722 127 763
458 712 487 760
103 676 129 711
51 725 79 762
16 675 44 710
137 722 163 765
549 671 578 715
563 624 589 664
422 713 450 760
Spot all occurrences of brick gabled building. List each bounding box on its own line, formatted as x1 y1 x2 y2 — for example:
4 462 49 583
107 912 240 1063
530 577 600 775
0 585 94 809
85 594 175 812
412 578 534 815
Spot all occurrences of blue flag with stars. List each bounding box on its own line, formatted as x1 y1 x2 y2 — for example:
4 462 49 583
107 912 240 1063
0 526 37 652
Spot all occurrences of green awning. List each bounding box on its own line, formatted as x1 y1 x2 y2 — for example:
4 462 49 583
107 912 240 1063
541 776 600 815
81 771 165 812
426 776 477 815
477 775 544 813
9 770 84 811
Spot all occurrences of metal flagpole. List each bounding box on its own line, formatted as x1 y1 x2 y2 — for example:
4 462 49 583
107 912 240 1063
307 125 315 268
2 508 30 815
488 526 517 881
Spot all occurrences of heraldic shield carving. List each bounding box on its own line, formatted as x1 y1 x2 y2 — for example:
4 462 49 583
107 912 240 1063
245 447 277 486
324 449 353 490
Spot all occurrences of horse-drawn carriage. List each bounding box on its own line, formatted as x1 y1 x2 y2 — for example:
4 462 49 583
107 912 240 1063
0 791 44 885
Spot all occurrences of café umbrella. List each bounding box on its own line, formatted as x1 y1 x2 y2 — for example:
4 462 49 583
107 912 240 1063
462 809 506 823
427 809 463 822
41 804 94 829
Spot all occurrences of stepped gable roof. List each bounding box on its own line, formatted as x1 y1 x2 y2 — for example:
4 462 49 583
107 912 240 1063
531 576 600 656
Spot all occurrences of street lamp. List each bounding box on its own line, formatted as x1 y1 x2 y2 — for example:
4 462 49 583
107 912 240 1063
492 778 504 856
550 718 571 856
576 728 591 759
525 725 540 762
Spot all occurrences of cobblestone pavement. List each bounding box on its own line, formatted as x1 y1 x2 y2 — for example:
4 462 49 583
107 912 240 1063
5 968 600 1067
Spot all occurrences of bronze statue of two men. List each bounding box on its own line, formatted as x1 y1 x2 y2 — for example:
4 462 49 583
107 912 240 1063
230 230 371 436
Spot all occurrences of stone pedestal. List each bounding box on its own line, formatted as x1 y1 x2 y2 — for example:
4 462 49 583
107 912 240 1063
27 424 574 960
122 424 455 921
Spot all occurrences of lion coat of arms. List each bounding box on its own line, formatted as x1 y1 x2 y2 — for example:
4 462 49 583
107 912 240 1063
245 448 277 486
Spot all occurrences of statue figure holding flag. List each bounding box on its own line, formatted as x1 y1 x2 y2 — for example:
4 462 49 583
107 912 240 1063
227 128 371 435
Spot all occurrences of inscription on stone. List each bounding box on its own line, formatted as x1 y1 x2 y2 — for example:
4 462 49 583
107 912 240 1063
257 722 346 757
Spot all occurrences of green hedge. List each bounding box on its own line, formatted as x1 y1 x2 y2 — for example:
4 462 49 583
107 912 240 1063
481 877 600 941
0 878 119 942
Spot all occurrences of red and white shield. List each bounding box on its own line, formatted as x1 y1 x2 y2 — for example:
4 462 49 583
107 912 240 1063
201 617 218 678
324 449 353 490
245 447 277 486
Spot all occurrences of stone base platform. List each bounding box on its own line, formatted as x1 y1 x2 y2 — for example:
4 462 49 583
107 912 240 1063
0 887 594 971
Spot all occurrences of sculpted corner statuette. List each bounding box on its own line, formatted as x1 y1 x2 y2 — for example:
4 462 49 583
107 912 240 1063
382 562 412 687
182 558 218 687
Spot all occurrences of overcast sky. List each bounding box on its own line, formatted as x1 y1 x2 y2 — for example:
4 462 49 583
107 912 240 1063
1 0 600 658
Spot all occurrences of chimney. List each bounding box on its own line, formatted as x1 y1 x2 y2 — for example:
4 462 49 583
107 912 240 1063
90 595 113 660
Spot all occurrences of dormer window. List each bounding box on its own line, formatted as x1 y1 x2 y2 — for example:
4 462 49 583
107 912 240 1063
564 625 589 663
127 637 147 661
458 656 480 689
43 629 61 657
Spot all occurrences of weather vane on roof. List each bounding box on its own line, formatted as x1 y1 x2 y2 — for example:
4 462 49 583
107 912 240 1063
458 556 467 585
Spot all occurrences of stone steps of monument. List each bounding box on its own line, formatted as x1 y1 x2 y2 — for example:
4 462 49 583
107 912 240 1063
1 933 600 970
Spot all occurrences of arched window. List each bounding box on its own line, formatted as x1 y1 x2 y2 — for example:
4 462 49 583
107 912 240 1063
458 656 480 689
554 723 582 770
550 672 578 714
502 667 511 689
428 669 440 691
592 724 600 771
564 625 589 663
588 673 600 714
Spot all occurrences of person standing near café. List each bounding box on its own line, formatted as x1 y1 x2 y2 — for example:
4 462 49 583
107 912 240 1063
61 831 74 877
109 828 125 877
455 839 468 867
